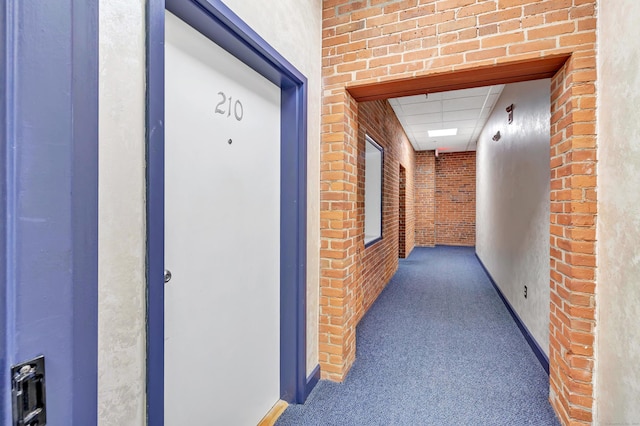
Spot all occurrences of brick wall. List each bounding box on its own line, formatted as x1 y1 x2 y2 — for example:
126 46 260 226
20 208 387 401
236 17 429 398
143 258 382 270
435 151 476 246
548 59 597 426
357 99 415 324
321 2 597 423
415 150 476 246
415 151 436 246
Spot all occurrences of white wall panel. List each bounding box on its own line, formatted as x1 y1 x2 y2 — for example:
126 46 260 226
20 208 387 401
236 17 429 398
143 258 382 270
476 79 551 355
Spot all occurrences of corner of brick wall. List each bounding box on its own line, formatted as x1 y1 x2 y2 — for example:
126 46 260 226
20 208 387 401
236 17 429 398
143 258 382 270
319 89 359 381
548 54 598 426
398 162 414 258
415 151 436 246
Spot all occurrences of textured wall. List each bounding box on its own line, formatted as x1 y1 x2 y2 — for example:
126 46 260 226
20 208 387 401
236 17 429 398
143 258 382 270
476 79 551 356
98 0 147 424
435 152 476 246
355 100 415 327
595 0 640 422
223 0 323 378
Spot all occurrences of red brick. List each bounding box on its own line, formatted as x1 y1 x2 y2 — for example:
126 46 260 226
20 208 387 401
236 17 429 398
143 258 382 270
321 5 599 422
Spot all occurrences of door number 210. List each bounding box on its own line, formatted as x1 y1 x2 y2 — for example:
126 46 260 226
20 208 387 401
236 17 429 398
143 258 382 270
215 91 244 121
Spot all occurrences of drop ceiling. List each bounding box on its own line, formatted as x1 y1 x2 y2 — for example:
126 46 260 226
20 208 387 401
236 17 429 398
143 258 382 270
388 84 505 153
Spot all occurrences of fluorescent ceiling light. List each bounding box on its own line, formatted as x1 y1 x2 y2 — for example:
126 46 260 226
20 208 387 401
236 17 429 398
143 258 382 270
428 128 458 137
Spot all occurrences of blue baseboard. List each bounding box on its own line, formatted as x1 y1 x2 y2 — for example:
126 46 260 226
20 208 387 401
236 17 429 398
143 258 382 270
475 254 550 375
305 365 321 400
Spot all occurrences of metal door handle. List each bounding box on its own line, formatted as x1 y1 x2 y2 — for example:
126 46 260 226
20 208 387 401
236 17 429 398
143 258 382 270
164 269 172 283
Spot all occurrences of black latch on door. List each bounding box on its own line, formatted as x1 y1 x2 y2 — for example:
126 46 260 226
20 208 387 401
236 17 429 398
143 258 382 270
11 356 47 426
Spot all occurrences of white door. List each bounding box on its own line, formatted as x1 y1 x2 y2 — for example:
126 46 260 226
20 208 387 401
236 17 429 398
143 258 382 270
164 11 281 425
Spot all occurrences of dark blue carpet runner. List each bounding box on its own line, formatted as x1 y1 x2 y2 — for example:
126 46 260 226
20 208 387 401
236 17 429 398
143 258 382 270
277 246 559 426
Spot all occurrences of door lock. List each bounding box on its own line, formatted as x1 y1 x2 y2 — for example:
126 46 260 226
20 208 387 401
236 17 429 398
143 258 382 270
11 356 46 426
164 269 172 283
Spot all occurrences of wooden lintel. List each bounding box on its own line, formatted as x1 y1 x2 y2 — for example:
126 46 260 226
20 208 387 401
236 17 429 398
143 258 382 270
347 54 571 102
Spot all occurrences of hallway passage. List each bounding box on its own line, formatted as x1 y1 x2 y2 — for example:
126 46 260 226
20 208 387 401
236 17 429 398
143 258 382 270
277 246 559 425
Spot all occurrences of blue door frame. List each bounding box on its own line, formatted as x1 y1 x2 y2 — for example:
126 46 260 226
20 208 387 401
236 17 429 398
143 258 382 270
146 1 317 423
1 0 99 424
0 2 7 419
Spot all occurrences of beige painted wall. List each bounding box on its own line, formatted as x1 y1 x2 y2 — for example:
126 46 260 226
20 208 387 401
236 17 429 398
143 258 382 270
596 0 640 422
98 3 322 425
98 0 147 424
476 80 551 356
221 0 322 377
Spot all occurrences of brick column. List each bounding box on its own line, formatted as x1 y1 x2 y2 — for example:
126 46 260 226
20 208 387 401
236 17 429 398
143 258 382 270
319 89 359 381
415 151 436 246
548 55 598 425
399 165 407 258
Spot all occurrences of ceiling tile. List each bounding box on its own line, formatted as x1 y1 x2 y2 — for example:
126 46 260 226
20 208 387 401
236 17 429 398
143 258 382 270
390 83 505 152
442 96 488 112
443 109 481 121
400 102 444 115
442 86 491 99
441 119 481 129
397 94 429 105
404 113 443 125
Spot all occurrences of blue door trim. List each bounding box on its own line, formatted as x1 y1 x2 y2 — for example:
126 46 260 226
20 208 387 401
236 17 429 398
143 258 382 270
146 1 311 423
2 0 99 423
0 0 9 419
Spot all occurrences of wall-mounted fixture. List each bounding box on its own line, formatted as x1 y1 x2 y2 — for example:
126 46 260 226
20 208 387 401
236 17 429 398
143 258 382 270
506 104 514 124
492 131 501 142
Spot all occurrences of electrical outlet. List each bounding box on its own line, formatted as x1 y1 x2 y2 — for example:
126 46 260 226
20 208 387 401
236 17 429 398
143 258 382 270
524 285 528 299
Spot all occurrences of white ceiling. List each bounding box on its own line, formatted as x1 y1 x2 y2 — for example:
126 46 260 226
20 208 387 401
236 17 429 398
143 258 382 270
388 84 505 153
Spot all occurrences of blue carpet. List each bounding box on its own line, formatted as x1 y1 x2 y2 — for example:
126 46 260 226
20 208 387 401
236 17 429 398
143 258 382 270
277 246 559 426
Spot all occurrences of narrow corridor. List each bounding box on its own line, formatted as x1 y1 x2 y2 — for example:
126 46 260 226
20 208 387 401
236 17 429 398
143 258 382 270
278 247 558 425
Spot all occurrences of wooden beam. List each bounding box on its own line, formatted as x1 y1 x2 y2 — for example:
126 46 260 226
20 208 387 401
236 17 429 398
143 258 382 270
347 54 571 102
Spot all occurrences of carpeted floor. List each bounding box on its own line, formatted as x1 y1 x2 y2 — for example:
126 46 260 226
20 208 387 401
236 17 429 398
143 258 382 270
276 246 559 426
